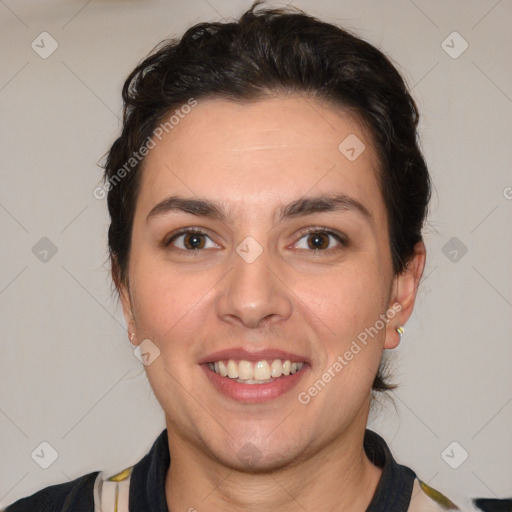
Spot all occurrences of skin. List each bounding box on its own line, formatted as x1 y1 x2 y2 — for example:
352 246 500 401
118 95 426 511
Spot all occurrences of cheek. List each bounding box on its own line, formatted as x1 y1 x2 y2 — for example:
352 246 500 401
294 263 389 382
129 260 214 347
298 264 388 332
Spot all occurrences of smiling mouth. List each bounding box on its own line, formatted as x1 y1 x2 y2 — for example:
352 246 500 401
206 358 306 384
201 357 310 403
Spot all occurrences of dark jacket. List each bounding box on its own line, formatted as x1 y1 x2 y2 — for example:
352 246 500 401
4 428 505 511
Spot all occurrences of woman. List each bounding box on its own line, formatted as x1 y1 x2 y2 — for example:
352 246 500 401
5 2 498 511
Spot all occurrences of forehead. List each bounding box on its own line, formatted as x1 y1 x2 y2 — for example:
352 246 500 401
136 95 385 222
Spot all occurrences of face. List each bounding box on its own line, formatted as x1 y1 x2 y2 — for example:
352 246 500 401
119 95 424 471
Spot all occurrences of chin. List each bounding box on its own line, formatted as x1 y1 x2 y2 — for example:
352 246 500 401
205 435 308 474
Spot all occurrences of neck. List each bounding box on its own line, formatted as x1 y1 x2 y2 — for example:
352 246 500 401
164 413 382 512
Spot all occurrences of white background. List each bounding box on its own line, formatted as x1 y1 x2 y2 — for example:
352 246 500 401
1 0 511 507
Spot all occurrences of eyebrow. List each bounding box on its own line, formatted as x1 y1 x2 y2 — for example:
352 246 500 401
146 193 372 224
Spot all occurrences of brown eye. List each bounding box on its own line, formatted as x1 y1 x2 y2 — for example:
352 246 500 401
295 229 347 251
182 232 206 250
166 229 218 251
307 232 330 250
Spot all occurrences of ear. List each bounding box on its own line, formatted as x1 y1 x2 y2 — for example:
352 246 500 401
112 255 138 345
118 278 138 346
384 241 426 349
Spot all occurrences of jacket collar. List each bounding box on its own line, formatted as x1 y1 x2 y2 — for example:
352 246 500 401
129 428 416 512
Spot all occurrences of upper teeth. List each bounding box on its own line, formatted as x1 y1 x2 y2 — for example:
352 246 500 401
208 359 305 381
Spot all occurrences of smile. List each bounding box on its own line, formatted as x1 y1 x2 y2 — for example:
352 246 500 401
202 360 309 403
208 358 306 382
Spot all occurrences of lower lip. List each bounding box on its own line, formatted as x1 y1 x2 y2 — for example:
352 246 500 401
201 363 310 403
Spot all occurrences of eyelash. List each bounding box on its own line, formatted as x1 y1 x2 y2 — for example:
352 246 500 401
164 227 348 255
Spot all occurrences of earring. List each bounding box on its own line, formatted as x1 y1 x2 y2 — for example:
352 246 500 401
130 332 135 343
396 326 404 340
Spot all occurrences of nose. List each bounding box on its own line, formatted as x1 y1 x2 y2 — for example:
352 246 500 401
215 242 293 329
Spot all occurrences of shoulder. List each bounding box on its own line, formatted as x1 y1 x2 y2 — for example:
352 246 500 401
2 466 133 512
2 471 99 512
363 429 510 512
409 477 463 511
409 476 512 512
2 429 167 512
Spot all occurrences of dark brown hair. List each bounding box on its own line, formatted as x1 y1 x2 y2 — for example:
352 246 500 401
100 1 431 393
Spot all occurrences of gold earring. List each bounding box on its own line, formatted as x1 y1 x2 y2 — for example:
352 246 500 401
130 332 135 343
396 326 404 340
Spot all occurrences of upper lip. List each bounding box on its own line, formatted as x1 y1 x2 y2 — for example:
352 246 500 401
199 347 311 365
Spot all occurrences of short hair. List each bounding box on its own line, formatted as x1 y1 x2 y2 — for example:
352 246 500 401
100 0 431 393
